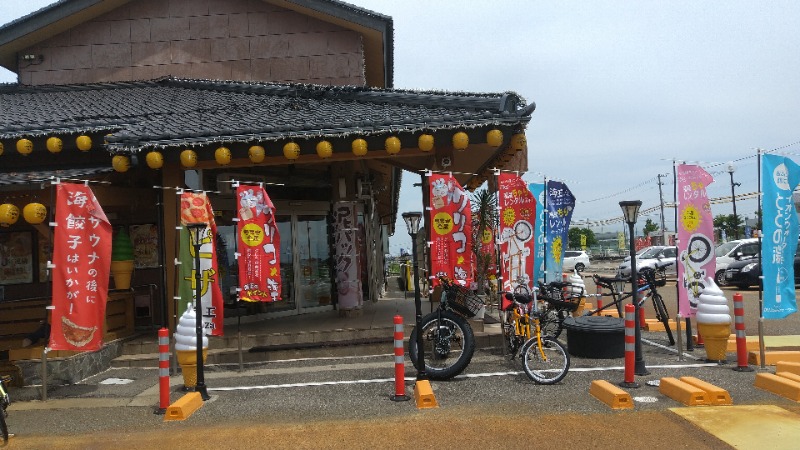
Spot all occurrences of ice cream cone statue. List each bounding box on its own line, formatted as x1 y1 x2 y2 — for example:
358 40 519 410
567 270 587 316
174 303 209 388
695 277 731 362
110 228 134 289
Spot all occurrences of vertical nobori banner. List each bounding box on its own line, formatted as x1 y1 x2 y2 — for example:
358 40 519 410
761 154 800 319
544 180 575 282
178 192 224 336
428 173 473 288
498 173 537 295
675 164 715 317
333 201 362 310
49 183 112 351
236 185 281 302
528 182 546 284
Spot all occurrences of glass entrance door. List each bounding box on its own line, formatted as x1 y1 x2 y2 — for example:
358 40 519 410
295 215 333 312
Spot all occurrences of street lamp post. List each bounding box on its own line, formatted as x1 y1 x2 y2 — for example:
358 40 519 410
402 211 426 380
185 222 210 401
727 163 741 239
619 200 649 376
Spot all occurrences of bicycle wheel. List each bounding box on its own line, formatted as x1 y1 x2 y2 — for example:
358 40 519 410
687 235 712 265
539 308 564 339
409 309 475 380
651 293 675 346
521 336 570 384
0 407 7 447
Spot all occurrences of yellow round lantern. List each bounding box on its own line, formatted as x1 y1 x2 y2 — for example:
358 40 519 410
452 132 469 151
418 134 434 152
76 135 92 152
351 138 368 157
23 203 47 225
283 142 300 160
248 145 265 163
0 204 20 227
146 151 164 169
0 141 4 156
180 149 198 168
215 146 231 165
486 129 503 148
46 137 63 153
16 138 33 155
316 140 333 159
510 133 527 152
112 155 130 172
385 136 401 155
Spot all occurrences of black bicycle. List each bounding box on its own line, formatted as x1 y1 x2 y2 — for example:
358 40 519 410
535 281 585 339
408 276 481 380
590 261 675 345
1 375 11 447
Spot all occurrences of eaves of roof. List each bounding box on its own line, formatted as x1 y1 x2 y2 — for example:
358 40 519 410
0 77 533 153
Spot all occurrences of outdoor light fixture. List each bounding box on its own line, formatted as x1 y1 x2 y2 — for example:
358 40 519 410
727 163 741 239
402 211 426 380
185 222 210 401
619 200 649 377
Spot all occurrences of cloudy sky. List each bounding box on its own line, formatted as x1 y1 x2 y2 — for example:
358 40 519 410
3 1 799 254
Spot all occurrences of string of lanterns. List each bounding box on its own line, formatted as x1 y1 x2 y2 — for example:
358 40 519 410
0 202 47 227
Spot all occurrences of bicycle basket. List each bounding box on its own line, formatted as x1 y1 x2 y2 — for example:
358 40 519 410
538 284 582 312
444 284 484 318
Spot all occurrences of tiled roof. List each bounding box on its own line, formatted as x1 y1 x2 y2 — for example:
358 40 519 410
0 166 113 185
0 77 533 153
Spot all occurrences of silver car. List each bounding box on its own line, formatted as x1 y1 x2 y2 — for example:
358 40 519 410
617 246 677 277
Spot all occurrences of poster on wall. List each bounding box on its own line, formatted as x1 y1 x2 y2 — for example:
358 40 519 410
498 173 537 295
236 185 281 302
0 231 33 285
428 173 473 288
129 224 159 269
49 182 112 352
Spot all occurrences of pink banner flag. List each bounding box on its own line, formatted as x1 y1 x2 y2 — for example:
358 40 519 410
676 164 716 317
498 172 537 296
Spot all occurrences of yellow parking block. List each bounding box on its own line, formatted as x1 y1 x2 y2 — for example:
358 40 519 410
778 372 800 384
589 380 633 409
672 405 800 449
679 376 732 405
644 319 677 332
754 373 800 401
748 351 800 366
776 361 800 376
164 392 203 421
659 377 709 406
414 380 439 409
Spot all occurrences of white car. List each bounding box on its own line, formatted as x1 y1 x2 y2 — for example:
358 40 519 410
714 238 759 286
563 250 590 272
617 246 677 277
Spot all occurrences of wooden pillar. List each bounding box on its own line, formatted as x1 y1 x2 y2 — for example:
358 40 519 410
162 165 182 330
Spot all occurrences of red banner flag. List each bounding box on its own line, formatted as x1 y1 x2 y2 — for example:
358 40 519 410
179 192 225 335
49 183 112 351
498 173 537 296
236 185 281 302
428 174 473 288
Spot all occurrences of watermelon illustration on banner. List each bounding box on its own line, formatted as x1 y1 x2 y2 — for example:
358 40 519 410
528 183 546 284
428 174 473 288
544 181 575 283
178 192 225 336
761 154 800 319
236 185 281 302
498 173 537 295
675 164 715 317
49 183 112 352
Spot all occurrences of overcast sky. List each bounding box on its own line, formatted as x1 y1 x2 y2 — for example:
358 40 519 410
3 1 799 255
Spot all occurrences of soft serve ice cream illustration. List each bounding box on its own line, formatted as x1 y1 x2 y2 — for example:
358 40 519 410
174 303 209 388
694 277 731 361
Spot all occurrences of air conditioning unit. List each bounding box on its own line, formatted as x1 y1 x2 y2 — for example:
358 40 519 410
357 178 372 199
216 173 265 196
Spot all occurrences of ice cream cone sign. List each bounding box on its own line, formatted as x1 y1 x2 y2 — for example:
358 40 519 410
695 277 732 362
111 228 134 290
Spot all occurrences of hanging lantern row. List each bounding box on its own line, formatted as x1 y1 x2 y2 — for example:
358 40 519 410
0 202 47 227
0 136 94 157
126 129 512 169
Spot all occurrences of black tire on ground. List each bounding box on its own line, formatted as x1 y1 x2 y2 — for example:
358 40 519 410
0 408 8 447
521 337 570 384
409 310 475 380
715 270 728 287
575 263 585 273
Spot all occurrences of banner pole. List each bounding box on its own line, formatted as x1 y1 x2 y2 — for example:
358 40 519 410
757 148 766 369
542 177 548 283
493 169 504 356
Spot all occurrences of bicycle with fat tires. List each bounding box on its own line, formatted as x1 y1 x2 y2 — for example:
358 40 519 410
409 276 481 380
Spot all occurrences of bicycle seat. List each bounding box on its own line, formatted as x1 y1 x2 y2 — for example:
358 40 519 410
593 275 628 285
504 292 533 305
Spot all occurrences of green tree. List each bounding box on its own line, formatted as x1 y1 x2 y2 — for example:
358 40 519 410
713 214 743 239
470 187 496 294
643 218 660 236
568 227 597 249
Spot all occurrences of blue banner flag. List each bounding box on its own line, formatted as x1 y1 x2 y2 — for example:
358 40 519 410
528 183 546 284
761 154 800 319
544 180 575 283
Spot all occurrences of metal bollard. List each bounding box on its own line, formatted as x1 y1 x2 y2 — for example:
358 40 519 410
620 304 639 388
732 293 753 372
155 328 170 414
390 315 410 401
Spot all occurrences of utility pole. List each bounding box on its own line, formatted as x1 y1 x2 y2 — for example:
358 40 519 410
657 173 667 245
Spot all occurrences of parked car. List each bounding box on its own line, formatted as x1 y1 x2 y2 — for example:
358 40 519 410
563 250 590 272
714 238 760 286
617 245 677 277
724 249 800 289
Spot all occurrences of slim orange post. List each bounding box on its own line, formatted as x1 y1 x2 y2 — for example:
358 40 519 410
391 315 410 401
